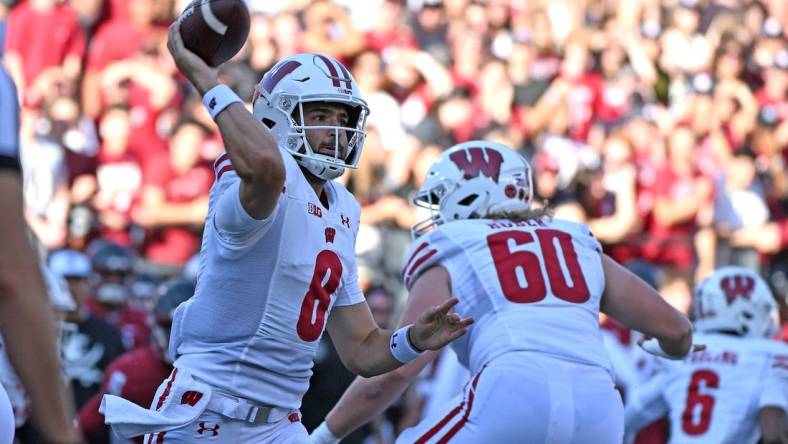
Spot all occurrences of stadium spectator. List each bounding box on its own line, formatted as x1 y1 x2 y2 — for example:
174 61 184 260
49 248 126 412
135 120 212 268
3 0 85 105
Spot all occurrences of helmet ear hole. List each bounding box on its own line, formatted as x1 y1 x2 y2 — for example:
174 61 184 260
457 194 478 206
262 118 276 129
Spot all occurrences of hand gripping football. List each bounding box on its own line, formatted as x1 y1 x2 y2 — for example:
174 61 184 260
178 0 250 67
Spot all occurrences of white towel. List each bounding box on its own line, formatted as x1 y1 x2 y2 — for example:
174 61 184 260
100 368 212 438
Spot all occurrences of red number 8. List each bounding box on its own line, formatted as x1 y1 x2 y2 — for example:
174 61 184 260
297 250 343 341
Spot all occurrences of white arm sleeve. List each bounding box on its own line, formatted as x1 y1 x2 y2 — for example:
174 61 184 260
624 371 670 444
759 354 788 411
212 179 282 257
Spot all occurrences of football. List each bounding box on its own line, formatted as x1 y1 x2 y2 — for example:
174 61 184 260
178 0 250 67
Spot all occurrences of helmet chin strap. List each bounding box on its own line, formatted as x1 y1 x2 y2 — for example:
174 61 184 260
298 156 345 181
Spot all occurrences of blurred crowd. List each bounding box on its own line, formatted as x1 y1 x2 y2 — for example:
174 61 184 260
0 0 786 442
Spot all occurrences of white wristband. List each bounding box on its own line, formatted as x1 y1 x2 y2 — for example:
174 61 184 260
390 324 423 364
202 84 243 120
310 421 340 444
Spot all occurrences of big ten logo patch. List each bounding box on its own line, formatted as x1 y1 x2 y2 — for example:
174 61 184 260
308 202 323 218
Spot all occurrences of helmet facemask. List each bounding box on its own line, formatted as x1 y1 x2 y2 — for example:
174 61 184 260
287 99 368 181
411 179 453 239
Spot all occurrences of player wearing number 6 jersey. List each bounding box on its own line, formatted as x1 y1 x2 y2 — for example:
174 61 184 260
625 266 787 444
100 22 472 444
311 140 701 444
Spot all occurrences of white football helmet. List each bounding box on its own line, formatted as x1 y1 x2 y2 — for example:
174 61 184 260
692 266 778 338
253 53 370 181
412 141 533 238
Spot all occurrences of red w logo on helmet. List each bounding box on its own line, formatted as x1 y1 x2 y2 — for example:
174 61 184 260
720 275 755 304
449 148 503 183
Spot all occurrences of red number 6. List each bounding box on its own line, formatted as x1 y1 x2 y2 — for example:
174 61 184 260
682 369 719 435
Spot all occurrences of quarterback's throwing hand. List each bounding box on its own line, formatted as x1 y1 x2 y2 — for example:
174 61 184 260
409 298 474 351
166 21 217 94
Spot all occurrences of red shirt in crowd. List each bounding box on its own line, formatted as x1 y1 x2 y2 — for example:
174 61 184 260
597 80 631 124
755 87 788 124
94 148 142 247
641 166 710 270
364 28 417 55
4 1 85 85
140 151 213 265
86 20 149 72
126 84 169 160
565 72 603 142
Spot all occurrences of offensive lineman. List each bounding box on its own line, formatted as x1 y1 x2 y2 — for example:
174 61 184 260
625 266 787 444
312 141 702 444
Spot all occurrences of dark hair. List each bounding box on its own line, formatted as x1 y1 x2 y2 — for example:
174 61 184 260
732 146 757 161
171 118 212 137
435 87 473 109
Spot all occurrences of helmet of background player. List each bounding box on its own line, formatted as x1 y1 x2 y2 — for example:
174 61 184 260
40 263 77 351
411 140 534 239
692 266 779 338
130 274 161 310
151 278 195 363
252 53 370 181
89 243 136 305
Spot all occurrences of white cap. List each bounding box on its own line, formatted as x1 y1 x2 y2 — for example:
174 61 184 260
49 249 92 279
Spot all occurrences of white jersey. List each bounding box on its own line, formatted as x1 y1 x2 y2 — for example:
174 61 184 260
0 335 29 428
0 66 20 168
171 148 365 408
625 333 788 444
402 217 611 376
